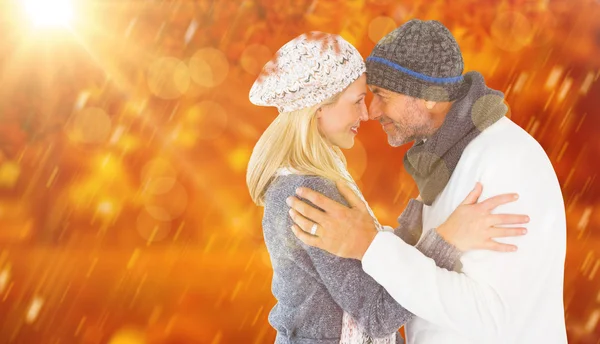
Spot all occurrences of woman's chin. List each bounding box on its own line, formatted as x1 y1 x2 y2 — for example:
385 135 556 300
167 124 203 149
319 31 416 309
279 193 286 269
338 138 355 150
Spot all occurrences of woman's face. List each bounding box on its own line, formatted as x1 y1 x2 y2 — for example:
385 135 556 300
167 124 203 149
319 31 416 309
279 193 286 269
317 73 368 149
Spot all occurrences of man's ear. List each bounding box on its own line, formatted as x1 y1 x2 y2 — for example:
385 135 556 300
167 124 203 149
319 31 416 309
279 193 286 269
424 100 436 110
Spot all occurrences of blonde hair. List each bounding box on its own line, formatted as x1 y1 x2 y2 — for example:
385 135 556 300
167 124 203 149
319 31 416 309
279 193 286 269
246 93 354 206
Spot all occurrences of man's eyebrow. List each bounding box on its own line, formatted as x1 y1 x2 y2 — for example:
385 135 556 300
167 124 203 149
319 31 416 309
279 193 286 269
373 89 387 97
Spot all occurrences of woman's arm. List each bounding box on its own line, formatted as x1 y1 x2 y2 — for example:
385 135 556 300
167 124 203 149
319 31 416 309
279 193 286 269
283 176 461 338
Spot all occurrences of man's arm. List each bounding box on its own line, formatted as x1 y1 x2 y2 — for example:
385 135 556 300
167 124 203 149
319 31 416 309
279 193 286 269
361 154 563 340
363 231 508 340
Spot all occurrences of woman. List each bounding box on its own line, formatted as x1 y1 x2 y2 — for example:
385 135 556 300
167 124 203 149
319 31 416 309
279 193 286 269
246 32 525 344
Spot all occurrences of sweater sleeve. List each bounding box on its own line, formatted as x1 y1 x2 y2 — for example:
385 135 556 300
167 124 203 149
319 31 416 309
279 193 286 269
395 198 461 271
288 176 461 338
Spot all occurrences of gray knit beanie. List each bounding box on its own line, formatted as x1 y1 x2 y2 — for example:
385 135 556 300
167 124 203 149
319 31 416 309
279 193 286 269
366 19 469 102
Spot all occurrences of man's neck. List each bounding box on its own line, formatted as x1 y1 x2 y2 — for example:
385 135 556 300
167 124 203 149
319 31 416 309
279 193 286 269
428 101 455 135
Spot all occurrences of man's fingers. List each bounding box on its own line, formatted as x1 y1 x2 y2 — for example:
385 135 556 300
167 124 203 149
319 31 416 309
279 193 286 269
488 214 530 226
295 186 344 213
487 226 527 238
482 239 518 252
335 180 365 210
461 182 483 205
480 193 520 212
291 224 322 248
288 209 320 237
287 196 326 224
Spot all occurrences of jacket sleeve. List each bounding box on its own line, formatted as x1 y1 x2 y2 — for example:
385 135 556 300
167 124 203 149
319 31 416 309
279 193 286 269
361 150 566 340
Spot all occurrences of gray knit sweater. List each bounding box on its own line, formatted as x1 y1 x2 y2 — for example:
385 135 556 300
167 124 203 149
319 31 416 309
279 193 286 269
262 174 460 344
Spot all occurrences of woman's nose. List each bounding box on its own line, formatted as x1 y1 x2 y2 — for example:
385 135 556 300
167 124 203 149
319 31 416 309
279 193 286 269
359 104 369 121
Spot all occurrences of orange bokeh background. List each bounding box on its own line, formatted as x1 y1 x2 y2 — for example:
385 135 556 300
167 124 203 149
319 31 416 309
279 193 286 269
0 0 599 343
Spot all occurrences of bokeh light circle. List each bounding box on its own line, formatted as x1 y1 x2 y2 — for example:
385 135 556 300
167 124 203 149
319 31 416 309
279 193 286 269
136 208 172 243
228 146 252 173
69 107 112 144
189 48 229 87
142 181 188 221
408 151 450 202
184 101 228 140
147 57 191 99
0 161 21 188
368 16 397 44
528 12 557 48
421 86 450 103
240 44 272 75
141 159 177 195
471 94 507 131
490 12 534 52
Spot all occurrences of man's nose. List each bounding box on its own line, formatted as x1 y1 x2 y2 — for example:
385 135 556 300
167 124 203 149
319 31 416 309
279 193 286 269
368 97 381 121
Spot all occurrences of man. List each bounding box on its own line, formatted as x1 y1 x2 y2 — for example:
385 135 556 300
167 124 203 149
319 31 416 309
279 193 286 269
287 20 567 343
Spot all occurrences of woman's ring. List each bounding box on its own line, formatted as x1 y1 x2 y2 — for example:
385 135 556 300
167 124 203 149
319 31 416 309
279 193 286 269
310 223 318 236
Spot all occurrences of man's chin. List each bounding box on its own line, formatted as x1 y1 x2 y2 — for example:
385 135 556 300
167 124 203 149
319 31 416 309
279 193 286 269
387 134 410 147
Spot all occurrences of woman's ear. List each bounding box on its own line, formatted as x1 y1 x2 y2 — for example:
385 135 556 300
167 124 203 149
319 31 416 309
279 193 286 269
316 107 323 118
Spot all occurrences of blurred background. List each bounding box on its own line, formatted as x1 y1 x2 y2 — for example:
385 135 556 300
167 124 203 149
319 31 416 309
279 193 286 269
0 0 598 343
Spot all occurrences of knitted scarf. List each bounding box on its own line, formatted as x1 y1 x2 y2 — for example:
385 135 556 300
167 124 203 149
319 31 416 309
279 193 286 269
403 71 508 206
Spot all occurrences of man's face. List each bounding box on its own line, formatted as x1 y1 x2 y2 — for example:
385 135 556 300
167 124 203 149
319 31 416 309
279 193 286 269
367 85 436 147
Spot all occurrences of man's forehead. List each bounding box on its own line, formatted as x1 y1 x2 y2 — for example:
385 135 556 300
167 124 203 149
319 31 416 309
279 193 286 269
367 84 389 95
